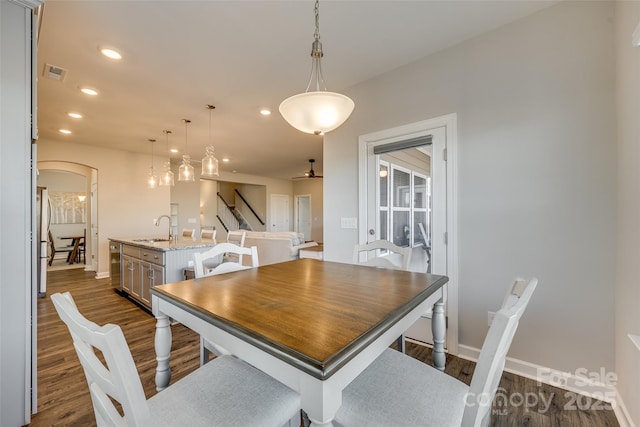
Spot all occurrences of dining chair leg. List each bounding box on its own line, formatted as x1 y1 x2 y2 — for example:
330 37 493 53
395 334 405 353
200 336 211 366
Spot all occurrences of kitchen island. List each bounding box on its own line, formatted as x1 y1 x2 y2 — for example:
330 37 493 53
109 237 217 309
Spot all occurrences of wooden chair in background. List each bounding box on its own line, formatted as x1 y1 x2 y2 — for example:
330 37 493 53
48 230 75 266
200 229 216 241
181 228 196 240
77 228 86 264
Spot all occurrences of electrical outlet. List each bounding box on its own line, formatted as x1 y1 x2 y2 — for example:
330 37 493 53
187 260 194 267
488 311 495 327
153 218 157 225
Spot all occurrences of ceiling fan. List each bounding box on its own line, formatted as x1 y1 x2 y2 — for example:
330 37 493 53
293 159 323 179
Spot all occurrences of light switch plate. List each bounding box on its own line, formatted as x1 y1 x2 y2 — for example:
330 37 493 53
341 217 357 229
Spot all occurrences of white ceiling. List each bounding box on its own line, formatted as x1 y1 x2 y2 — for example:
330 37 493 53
37 0 556 180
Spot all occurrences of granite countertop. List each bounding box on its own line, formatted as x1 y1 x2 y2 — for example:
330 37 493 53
109 237 217 251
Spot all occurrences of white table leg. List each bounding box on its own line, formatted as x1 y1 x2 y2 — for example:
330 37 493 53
431 298 446 371
155 313 172 391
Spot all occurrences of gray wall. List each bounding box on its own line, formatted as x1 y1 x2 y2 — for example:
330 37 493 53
615 1 640 424
324 1 616 375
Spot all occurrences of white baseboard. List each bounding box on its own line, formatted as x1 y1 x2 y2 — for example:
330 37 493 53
615 394 635 427
456 344 633 427
95 271 110 279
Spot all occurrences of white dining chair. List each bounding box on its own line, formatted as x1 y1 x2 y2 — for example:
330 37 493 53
353 239 412 271
50 291 301 427
418 222 431 273
354 239 412 351
333 277 538 427
193 243 259 365
193 242 258 279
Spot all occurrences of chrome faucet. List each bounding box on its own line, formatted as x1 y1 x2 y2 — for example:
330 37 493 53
155 215 173 241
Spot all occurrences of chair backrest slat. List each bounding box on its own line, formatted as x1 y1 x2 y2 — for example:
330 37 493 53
51 292 152 426
353 240 412 271
462 277 538 427
193 243 258 278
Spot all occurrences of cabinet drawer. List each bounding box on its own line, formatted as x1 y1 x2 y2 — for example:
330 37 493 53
122 244 141 258
141 249 164 265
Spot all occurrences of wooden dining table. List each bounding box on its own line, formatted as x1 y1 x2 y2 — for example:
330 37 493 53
151 258 448 426
59 235 84 264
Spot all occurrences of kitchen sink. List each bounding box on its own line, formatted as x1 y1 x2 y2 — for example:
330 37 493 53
132 238 171 243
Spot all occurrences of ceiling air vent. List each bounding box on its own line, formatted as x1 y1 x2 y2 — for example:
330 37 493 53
43 63 67 82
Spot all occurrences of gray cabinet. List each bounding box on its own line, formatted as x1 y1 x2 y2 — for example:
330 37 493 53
140 248 165 307
114 239 217 309
121 244 165 308
121 254 140 297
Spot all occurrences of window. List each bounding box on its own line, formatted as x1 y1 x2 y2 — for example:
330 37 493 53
377 159 430 248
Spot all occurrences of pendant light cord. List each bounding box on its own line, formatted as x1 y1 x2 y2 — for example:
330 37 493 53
313 0 320 42
305 0 327 93
182 119 191 157
150 139 154 169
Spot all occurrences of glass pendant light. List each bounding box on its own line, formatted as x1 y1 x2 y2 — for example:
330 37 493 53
160 130 175 187
279 0 354 135
147 138 158 189
201 104 220 177
178 119 195 182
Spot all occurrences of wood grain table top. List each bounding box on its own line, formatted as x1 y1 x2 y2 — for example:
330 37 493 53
151 258 448 379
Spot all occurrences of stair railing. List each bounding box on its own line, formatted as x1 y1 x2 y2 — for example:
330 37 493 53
217 193 239 231
234 189 265 226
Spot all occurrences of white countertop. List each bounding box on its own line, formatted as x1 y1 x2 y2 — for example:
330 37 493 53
109 237 217 252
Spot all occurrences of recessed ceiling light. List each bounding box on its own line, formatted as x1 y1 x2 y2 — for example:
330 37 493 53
170 148 179 153
222 158 230 162
80 87 98 96
59 129 72 134
260 109 271 116
99 47 122 60
67 112 83 119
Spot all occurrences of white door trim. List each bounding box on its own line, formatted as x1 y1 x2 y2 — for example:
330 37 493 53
358 113 459 355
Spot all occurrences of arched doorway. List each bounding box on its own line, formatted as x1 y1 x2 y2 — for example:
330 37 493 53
37 161 98 273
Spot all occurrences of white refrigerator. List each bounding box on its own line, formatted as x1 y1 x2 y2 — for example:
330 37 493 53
36 186 50 296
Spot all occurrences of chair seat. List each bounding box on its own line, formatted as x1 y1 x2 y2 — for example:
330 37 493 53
334 348 468 427
149 355 300 427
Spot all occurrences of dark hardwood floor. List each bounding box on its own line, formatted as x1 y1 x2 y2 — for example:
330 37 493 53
29 269 619 426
